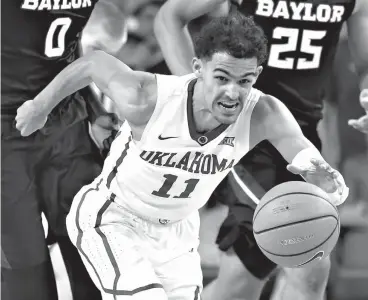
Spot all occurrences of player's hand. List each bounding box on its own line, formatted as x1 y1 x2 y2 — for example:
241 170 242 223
287 159 349 206
15 100 48 136
348 89 368 134
90 113 121 151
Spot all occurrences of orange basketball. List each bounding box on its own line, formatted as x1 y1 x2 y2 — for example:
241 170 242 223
253 181 340 268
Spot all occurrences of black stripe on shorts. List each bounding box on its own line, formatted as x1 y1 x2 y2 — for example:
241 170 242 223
74 136 164 297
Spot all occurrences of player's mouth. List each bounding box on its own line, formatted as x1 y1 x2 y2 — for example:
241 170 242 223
218 101 239 113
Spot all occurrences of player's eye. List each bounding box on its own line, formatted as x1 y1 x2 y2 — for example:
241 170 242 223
215 76 228 83
239 79 251 85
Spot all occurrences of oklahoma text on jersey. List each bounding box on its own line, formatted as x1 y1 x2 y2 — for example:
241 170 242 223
256 0 345 23
140 150 235 175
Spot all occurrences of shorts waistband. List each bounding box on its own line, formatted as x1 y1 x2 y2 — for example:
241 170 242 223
109 192 179 226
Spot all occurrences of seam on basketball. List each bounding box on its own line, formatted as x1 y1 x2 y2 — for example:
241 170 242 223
253 192 339 222
253 215 338 235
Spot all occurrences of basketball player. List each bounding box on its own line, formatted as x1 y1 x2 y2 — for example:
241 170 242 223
15 15 348 299
154 0 368 299
1 0 131 299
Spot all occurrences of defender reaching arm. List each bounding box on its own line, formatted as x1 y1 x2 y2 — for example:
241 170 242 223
80 0 129 121
15 50 157 137
154 0 231 75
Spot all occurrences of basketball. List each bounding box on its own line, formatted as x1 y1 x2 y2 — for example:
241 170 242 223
253 181 340 268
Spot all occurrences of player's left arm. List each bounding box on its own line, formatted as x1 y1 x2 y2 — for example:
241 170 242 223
252 95 349 206
346 0 368 133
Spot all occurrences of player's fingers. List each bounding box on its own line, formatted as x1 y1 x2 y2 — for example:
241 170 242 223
310 158 321 165
15 120 23 131
311 159 326 169
20 128 27 137
327 167 343 195
359 89 368 112
14 113 23 125
334 174 344 195
348 118 367 133
348 119 358 127
322 163 335 174
310 159 329 172
286 164 307 175
330 169 339 179
16 107 22 118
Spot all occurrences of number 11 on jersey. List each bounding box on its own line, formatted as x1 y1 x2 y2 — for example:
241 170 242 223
152 174 200 199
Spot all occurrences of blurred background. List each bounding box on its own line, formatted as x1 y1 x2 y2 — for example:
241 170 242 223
50 1 368 299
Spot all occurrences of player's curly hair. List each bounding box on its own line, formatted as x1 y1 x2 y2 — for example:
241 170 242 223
193 13 268 65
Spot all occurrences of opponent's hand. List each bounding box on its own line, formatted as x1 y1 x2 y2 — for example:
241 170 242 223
15 100 48 136
287 158 349 206
348 89 368 134
90 113 121 151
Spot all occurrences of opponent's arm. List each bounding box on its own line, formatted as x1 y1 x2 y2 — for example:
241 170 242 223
154 0 229 75
82 0 129 55
81 0 156 121
16 50 156 136
346 0 368 133
252 95 349 205
81 0 129 121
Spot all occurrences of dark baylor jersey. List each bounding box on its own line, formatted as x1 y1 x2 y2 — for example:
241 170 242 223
237 0 356 121
1 0 97 110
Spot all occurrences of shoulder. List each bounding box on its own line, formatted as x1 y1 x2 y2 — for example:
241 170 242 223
249 93 289 144
154 73 196 100
141 73 195 115
252 93 283 124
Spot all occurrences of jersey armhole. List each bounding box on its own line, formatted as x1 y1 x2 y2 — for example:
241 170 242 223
237 88 263 154
138 74 181 144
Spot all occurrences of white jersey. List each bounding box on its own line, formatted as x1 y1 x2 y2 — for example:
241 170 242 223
99 74 261 222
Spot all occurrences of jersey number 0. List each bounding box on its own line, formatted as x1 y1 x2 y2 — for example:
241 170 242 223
45 17 72 58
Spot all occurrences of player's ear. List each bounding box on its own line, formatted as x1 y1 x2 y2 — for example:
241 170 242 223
253 66 263 84
192 57 203 78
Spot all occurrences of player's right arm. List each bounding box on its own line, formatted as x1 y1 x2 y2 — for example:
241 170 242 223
154 0 229 75
15 50 157 136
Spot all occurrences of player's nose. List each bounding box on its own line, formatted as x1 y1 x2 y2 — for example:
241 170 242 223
225 84 240 102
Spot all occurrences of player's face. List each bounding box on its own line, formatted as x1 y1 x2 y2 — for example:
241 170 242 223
193 52 262 124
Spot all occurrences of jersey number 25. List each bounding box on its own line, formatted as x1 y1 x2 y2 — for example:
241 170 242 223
268 27 327 70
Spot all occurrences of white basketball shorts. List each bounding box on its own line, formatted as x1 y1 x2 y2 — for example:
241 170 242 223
66 178 202 300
